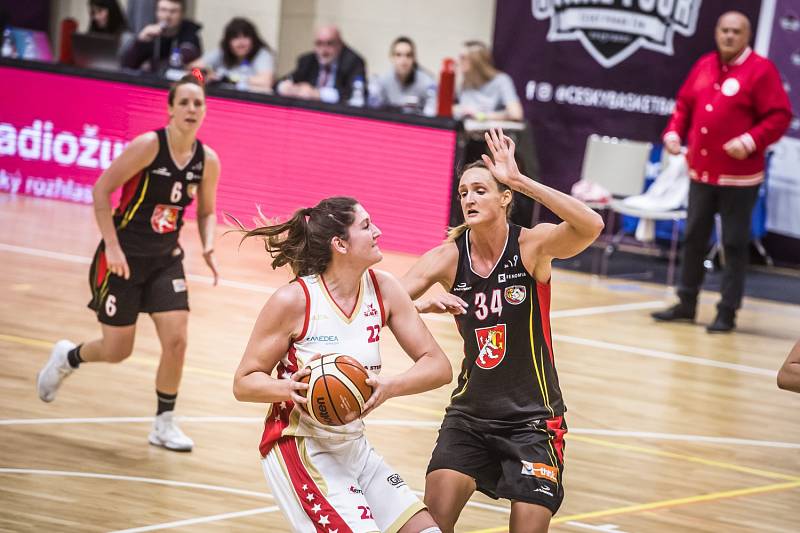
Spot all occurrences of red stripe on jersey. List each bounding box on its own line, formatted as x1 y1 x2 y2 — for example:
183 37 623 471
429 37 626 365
296 278 311 340
368 269 386 327
95 251 108 287
259 350 301 457
117 171 143 214
536 281 554 363
546 416 567 463
277 437 353 533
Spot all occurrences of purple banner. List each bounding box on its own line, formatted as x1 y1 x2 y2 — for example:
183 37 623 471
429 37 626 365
494 0 761 192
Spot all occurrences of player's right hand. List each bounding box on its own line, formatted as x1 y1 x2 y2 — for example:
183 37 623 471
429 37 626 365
288 367 311 405
415 294 468 315
105 244 131 280
665 137 682 155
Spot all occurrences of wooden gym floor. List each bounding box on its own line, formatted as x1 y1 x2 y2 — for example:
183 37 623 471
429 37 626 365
1 196 798 532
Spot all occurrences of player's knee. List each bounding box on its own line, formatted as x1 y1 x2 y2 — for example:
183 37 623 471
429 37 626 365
105 344 133 363
162 335 187 359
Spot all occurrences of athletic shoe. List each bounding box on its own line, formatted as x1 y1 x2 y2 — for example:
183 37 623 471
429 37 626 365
37 340 77 402
148 411 194 452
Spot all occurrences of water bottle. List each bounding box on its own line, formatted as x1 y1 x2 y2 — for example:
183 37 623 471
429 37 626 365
1 28 17 59
21 33 37 60
169 45 182 69
437 58 455 118
367 76 381 108
236 59 252 90
348 76 365 107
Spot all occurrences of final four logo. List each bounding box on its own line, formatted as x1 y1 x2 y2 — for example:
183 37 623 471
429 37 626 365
532 0 702 68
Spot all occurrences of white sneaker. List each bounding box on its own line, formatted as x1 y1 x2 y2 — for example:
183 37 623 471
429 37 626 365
148 411 194 452
37 340 77 402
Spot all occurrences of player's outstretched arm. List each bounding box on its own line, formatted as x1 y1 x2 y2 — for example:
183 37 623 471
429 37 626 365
401 242 466 315
777 340 800 393
197 145 221 285
361 271 453 416
233 283 309 405
92 132 159 280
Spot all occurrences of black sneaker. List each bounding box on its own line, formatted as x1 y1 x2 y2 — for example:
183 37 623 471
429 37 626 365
651 303 696 323
706 311 735 333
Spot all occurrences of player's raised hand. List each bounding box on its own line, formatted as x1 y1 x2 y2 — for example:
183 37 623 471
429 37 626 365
105 243 131 280
482 128 522 189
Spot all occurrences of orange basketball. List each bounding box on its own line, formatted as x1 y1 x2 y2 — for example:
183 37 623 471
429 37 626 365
301 354 373 426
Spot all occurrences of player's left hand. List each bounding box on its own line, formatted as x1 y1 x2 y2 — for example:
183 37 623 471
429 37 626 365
723 137 749 160
361 372 395 418
203 249 219 286
483 128 522 189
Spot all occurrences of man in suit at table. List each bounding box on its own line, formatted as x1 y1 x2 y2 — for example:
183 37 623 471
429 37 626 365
276 25 367 105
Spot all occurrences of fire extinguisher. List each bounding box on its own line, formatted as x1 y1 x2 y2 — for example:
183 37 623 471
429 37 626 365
437 57 455 118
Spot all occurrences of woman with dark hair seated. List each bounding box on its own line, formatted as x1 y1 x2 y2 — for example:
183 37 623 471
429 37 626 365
192 17 274 92
371 36 437 115
88 0 128 35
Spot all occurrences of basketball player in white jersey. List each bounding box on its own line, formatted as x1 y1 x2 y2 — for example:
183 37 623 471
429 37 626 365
232 196 452 532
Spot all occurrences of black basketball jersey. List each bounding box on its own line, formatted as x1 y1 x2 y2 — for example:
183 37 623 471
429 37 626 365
113 128 205 256
447 223 565 427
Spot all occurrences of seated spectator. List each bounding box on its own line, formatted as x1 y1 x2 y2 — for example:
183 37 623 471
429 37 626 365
371 36 437 116
121 0 201 72
276 25 366 104
454 40 522 121
88 0 128 36
192 17 274 92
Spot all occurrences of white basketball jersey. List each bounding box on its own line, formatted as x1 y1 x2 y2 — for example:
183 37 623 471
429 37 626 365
271 269 386 442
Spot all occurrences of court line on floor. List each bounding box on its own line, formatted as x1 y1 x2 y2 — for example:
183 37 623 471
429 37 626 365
108 506 280 533
3 416 800 451
467 480 800 533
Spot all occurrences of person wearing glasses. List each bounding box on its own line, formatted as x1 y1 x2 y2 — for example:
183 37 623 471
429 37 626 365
276 25 366 104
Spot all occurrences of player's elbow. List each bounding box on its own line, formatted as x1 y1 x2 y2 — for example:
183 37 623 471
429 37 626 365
232 375 249 402
777 369 800 393
589 212 605 238
434 354 453 387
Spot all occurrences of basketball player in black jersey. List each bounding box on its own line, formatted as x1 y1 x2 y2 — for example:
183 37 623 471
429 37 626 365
402 129 604 532
37 73 221 452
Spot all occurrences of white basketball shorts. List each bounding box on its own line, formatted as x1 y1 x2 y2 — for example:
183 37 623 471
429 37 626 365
262 435 425 533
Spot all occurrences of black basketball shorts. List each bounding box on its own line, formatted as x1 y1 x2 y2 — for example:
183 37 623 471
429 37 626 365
87 244 189 326
427 413 567 514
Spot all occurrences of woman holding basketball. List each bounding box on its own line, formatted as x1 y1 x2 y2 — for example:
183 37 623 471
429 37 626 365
402 129 604 532
233 196 451 532
36 72 221 452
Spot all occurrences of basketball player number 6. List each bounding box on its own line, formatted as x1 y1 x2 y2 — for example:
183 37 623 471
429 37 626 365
475 290 502 320
105 295 117 317
170 182 183 203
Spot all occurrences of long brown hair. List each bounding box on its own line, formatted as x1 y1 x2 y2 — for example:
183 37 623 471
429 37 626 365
238 197 359 277
447 160 513 241
461 41 499 89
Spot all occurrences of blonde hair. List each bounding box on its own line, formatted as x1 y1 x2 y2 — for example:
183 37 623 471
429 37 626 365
446 160 513 241
461 41 499 89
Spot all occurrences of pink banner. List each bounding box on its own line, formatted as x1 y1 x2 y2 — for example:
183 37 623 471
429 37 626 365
0 66 457 254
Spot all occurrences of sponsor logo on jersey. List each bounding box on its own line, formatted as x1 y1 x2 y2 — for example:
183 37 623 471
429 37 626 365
348 485 363 494
521 460 559 484
306 335 339 344
191 161 203 172
187 183 198 199
498 273 506 283
500 271 527 283
504 254 519 269
504 285 527 305
185 170 201 182
150 204 181 233
151 166 172 177
532 0 702 68
474 324 506 369
387 474 406 488
453 282 472 292
363 302 379 317
172 278 187 292
532 484 554 497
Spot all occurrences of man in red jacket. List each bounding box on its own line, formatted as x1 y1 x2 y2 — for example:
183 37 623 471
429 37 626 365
652 11 792 333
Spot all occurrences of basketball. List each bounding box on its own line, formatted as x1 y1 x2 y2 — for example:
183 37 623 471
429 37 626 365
299 354 373 426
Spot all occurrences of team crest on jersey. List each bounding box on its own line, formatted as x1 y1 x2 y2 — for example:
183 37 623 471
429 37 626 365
474 324 506 370
151 204 181 233
363 302 379 317
504 285 526 305
187 183 198 199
